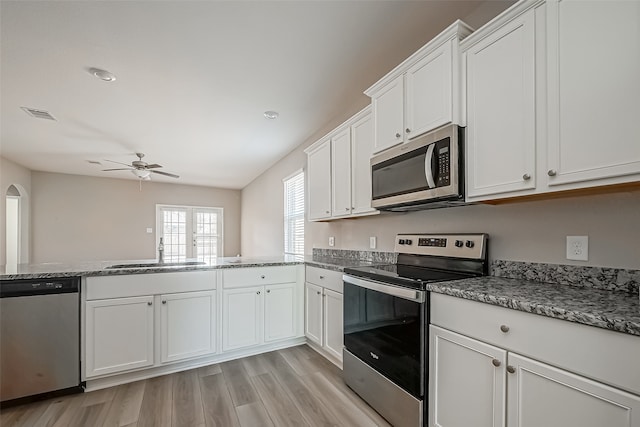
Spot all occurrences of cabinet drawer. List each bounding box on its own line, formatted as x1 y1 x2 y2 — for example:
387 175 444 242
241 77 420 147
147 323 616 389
223 266 296 288
86 271 216 300
305 266 343 293
430 293 640 395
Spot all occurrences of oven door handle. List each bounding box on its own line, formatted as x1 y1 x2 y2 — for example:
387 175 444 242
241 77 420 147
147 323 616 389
343 275 425 303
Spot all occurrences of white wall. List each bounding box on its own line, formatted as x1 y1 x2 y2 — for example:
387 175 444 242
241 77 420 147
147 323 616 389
0 156 31 264
31 172 241 263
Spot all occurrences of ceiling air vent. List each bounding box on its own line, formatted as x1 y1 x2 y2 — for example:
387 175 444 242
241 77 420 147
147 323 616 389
21 107 56 121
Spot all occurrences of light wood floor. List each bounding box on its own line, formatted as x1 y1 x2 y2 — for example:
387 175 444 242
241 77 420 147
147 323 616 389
0 345 392 427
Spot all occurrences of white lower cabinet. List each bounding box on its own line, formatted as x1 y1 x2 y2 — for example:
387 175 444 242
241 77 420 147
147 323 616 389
304 266 344 364
85 296 155 378
222 266 300 352
429 293 640 427
160 290 216 363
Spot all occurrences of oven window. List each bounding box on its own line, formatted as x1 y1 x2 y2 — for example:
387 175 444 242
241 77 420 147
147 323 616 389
343 282 424 398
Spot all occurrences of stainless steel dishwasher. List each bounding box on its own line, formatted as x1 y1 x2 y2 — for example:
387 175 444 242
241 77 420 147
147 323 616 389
0 277 83 405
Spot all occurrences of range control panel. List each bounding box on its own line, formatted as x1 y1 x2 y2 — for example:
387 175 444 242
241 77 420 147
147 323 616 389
395 234 487 259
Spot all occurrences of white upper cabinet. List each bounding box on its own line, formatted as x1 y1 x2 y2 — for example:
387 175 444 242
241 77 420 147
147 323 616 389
546 0 640 188
331 127 352 218
306 140 332 221
464 5 538 199
371 75 405 153
464 0 640 202
305 106 378 221
350 112 376 215
366 20 473 154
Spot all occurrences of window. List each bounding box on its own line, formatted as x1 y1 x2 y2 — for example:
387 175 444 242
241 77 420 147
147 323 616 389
284 170 305 255
156 205 223 264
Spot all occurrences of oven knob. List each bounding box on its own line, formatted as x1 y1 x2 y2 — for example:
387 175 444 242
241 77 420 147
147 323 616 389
455 240 464 248
405 239 412 245
399 239 406 245
465 240 475 248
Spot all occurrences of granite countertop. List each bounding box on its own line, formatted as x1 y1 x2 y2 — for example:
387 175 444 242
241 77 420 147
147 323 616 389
303 256 376 272
428 276 640 337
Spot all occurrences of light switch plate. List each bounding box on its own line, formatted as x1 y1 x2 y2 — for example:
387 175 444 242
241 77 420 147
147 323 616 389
146 228 153 234
566 236 588 261
369 236 377 249
329 236 335 247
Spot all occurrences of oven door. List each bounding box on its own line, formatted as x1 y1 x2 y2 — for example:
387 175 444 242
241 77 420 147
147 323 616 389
343 275 426 398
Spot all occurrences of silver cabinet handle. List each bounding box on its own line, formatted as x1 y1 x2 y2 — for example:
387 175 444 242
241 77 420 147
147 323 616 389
507 366 516 374
260 275 265 279
548 169 557 176
406 128 411 133
395 132 401 138
500 325 510 333
317 291 321 295
523 173 531 180
267 289 271 293
319 276 324 279
325 210 330 214
147 301 152 306
345 207 350 211
256 291 261 295
492 359 501 367
162 300 167 304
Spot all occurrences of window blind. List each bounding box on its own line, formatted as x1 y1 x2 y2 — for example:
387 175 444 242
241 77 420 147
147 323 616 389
284 171 305 255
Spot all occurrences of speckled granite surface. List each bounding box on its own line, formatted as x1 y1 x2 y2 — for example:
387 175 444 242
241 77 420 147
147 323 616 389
491 260 640 294
428 276 640 336
312 248 397 264
303 256 376 272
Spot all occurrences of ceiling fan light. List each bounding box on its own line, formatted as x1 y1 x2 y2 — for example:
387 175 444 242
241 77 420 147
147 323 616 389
131 169 151 179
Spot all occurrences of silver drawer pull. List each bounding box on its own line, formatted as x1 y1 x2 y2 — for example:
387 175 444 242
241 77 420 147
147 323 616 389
319 275 325 279
500 325 510 333
260 275 265 279
147 302 152 306
523 173 531 180
162 300 167 304
492 359 501 367
507 366 516 374
548 169 557 176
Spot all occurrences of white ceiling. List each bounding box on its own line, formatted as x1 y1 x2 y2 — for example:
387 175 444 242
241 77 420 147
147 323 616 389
1 0 500 189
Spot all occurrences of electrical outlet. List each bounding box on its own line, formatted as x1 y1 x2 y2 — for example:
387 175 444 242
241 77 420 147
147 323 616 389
566 236 588 261
146 228 153 234
369 236 377 249
329 236 335 247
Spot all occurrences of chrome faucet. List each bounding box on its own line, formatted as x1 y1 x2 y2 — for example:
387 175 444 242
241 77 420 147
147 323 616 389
158 237 164 264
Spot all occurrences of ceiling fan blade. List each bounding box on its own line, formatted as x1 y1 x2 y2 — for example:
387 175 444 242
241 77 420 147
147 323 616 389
104 159 133 167
102 168 133 171
145 164 163 169
150 170 179 178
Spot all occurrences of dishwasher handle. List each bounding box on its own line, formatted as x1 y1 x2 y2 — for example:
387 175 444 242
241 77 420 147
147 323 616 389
0 277 79 298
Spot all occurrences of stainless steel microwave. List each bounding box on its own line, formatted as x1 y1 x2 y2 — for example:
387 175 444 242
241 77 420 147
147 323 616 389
370 124 465 211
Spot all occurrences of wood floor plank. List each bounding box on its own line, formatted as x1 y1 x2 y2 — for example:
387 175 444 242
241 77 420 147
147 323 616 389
199 372 240 427
220 359 258 407
137 375 174 427
102 380 146 427
172 370 205 427
1 400 48 427
279 346 323 377
268 357 341 427
196 363 222 378
51 392 88 427
236 401 274 427
250 373 308 427
240 354 271 378
28 397 72 427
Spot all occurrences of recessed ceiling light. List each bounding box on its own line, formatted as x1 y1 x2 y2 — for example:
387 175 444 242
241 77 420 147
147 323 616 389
88 67 116 82
263 110 279 120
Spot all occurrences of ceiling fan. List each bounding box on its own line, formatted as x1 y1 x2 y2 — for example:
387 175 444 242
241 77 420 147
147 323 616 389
102 153 179 179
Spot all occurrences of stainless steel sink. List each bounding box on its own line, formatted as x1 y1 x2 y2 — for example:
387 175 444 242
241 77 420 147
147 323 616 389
106 261 205 269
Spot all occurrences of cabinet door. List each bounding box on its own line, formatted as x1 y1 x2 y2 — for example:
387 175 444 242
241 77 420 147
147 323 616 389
507 353 640 427
465 9 537 200
371 75 404 153
429 325 506 427
323 289 343 362
350 112 377 216
331 127 352 218
264 283 296 342
160 291 216 363
546 0 640 187
86 296 154 377
307 140 332 220
305 282 323 346
406 41 453 139
222 287 262 351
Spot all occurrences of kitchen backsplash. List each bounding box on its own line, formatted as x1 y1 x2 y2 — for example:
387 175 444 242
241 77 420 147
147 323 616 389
491 260 640 295
312 248 397 264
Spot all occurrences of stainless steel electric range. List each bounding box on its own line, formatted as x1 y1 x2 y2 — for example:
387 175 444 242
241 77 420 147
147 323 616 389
342 233 488 427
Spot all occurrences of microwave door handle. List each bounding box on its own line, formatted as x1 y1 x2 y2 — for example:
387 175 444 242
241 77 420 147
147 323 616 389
424 143 436 188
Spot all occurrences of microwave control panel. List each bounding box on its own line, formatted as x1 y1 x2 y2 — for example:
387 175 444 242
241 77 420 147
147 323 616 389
435 138 450 187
